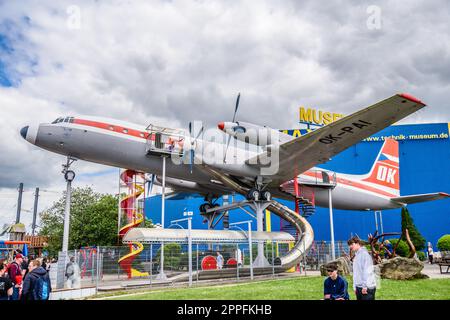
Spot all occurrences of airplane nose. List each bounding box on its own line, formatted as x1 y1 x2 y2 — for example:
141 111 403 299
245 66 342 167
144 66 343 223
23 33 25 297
20 125 38 144
218 122 224 131
20 126 29 139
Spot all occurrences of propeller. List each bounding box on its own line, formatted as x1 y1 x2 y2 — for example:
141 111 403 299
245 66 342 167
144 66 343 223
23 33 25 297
188 121 204 173
223 93 241 163
146 173 156 197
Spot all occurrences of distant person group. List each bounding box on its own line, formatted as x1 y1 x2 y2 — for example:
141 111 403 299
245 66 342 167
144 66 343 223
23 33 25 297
323 236 377 301
0 250 52 300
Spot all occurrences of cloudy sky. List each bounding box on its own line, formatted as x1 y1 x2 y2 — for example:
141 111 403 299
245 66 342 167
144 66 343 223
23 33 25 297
1 0 449 231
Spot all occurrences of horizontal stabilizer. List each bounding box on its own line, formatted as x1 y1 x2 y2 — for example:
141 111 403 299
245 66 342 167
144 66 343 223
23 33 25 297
391 192 450 205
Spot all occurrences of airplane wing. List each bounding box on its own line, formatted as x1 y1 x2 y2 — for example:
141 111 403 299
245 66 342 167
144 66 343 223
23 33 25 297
390 192 450 205
245 93 426 186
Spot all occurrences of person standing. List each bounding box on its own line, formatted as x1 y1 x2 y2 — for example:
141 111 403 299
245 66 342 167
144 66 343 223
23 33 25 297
21 260 52 300
21 256 29 278
235 248 243 267
65 256 81 289
427 242 434 264
7 253 24 300
216 252 224 270
0 262 13 300
347 237 377 300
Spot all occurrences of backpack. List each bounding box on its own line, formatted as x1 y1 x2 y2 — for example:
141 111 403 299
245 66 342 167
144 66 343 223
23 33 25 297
7 262 22 284
34 275 50 300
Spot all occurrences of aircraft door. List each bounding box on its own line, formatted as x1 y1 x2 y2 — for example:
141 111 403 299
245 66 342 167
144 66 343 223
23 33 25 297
321 171 330 183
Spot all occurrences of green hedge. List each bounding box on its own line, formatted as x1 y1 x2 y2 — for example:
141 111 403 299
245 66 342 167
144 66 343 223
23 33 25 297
155 243 182 270
416 251 426 261
388 239 410 257
437 235 450 251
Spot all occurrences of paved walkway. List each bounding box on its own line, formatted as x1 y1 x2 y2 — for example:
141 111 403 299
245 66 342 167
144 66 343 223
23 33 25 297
421 262 450 279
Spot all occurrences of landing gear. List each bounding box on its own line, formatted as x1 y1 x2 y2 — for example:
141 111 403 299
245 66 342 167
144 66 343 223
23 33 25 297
245 176 272 201
199 203 212 213
246 188 260 201
261 190 271 201
246 188 271 201
199 201 220 213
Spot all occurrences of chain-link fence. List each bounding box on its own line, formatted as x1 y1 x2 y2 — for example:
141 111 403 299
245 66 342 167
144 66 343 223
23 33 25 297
303 240 351 271
50 240 349 291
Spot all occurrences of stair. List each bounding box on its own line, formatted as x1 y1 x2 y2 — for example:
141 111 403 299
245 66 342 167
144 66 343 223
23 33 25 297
279 195 316 239
301 204 316 218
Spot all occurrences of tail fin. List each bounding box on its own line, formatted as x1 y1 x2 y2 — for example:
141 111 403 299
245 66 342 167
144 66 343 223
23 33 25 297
362 138 400 196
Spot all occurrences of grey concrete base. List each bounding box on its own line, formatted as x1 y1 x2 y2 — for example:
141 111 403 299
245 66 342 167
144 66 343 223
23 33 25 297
253 254 270 267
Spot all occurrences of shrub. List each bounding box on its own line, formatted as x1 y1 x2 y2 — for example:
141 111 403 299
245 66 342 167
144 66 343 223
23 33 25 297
388 239 410 257
416 251 426 261
155 243 182 270
437 235 450 251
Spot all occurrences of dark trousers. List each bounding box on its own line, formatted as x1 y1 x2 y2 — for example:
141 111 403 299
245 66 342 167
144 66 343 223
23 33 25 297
355 287 376 300
11 286 20 300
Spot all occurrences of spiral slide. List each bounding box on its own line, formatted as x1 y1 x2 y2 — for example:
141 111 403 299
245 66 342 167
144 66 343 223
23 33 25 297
118 169 149 278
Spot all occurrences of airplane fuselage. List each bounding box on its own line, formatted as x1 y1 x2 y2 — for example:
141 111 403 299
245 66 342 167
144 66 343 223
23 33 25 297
21 115 401 211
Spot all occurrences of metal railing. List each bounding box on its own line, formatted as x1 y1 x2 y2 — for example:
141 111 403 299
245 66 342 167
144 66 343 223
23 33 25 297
50 240 348 293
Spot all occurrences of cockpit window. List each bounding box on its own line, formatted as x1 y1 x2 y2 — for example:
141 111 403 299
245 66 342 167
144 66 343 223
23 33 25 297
52 117 74 124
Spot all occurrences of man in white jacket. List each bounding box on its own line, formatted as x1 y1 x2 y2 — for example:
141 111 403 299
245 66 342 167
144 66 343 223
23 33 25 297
347 237 377 300
65 256 81 289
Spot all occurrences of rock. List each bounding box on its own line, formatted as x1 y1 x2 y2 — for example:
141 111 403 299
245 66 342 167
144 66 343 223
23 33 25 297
378 256 424 280
320 257 351 276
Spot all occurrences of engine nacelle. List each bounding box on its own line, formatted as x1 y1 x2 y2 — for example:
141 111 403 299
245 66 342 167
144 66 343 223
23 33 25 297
218 121 292 146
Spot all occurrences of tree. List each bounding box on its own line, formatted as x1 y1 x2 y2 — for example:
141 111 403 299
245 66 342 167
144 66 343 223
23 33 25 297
39 187 119 256
437 234 450 251
401 206 426 251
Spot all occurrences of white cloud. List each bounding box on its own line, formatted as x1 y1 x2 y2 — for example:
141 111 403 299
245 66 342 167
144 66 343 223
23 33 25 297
0 0 449 228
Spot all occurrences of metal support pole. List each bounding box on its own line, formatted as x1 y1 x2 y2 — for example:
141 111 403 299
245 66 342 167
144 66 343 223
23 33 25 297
62 180 72 252
157 156 167 280
252 202 271 267
32 187 39 235
236 243 239 281
223 194 229 230
271 242 275 277
117 169 122 242
16 183 24 224
117 248 121 279
256 202 264 263
378 211 384 234
96 249 100 292
374 210 379 234
61 157 76 253
196 244 199 284
248 221 253 280
303 238 307 276
150 244 153 287
328 188 335 261
188 218 192 287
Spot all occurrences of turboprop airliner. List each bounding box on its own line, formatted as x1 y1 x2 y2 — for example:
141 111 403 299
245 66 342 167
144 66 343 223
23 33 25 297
20 93 449 213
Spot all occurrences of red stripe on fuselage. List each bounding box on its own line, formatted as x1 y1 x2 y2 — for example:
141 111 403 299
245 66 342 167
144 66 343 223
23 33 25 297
302 170 397 198
72 118 154 140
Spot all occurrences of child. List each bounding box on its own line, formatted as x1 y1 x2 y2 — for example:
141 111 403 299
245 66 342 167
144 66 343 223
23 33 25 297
323 263 349 300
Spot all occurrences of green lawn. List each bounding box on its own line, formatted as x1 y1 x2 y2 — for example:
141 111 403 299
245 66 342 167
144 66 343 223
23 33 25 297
102 276 450 300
